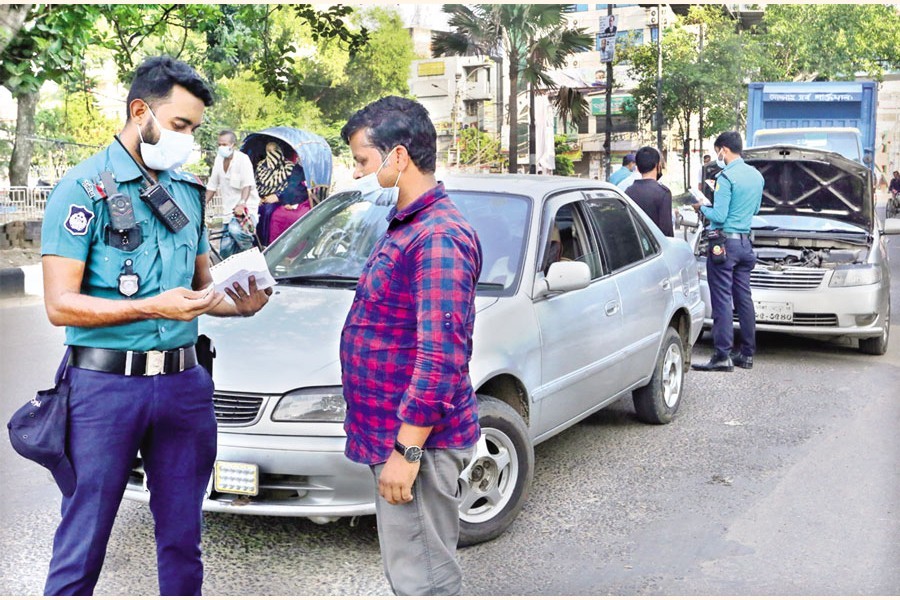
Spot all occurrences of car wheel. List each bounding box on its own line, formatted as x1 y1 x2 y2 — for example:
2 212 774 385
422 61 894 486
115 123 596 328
859 303 890 355
457 396 533 547
632 326 685 425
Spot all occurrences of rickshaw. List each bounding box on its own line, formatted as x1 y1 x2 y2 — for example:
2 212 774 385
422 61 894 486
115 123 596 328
209 127 333 262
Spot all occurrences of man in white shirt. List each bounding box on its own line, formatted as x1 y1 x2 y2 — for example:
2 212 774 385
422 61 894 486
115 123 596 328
205 130 258 220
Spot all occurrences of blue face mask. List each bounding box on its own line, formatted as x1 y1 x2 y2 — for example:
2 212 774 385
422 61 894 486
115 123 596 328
715 152 726 169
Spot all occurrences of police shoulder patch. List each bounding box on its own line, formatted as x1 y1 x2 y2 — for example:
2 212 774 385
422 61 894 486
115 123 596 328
64 204 94 236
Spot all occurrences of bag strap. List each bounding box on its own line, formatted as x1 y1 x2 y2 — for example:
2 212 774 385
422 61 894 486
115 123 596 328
56 347 73 385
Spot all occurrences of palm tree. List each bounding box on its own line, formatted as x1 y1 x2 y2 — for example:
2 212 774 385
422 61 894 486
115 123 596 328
432 4 592 174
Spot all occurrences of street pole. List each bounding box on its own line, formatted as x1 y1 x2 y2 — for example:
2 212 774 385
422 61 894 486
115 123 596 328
656 3 663 152
604 3 613 180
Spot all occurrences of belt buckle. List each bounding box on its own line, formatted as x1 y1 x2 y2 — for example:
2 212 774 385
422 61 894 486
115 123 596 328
145 350 165 376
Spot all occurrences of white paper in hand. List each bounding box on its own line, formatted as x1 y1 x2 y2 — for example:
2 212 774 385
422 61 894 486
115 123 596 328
690 188 712 206
209 248 276 296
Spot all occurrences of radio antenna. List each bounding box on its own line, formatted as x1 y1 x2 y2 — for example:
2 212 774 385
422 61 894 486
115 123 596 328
113 134 157 184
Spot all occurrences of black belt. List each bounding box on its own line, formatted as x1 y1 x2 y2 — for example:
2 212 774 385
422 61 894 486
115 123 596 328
723 232 751 240
70 345 197 377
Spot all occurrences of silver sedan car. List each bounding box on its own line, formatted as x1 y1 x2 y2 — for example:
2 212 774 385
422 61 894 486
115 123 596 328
124 175 705 545
682 145 900 355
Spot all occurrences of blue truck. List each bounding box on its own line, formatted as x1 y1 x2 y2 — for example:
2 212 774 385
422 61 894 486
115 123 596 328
746 81 878 169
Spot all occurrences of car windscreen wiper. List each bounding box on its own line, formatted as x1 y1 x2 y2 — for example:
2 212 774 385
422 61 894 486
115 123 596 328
476 282 505 290
275 275 359 287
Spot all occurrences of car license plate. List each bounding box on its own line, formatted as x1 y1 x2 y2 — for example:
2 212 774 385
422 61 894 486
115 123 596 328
755 301 793 323
214 461 259 496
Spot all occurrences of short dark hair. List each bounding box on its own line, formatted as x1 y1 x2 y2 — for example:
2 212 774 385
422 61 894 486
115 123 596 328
218 129 237 144
125 56 214 121
714 131 743 155
341 96 437 173
702 154 711 161
634 146 661 175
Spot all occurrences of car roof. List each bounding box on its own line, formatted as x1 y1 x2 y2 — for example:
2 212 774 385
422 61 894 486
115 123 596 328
440 173 619 199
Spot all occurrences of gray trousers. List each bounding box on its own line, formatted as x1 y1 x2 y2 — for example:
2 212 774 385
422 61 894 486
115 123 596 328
370 447 473 596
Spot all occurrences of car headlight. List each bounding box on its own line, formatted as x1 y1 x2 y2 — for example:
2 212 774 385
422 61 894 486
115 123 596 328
272 387 346 422
829 265 882 287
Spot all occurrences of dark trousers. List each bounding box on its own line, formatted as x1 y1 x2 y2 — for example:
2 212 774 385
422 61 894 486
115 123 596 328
707 236 757 357
44 365 217 596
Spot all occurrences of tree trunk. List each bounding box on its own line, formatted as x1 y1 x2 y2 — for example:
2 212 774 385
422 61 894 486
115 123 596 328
9 89 38 187
0 3 32 56
507 52 519 174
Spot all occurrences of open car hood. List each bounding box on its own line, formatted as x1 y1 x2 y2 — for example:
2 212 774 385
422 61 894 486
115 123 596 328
702 145 873 230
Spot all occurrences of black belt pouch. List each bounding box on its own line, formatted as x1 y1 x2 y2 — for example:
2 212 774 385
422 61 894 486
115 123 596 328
707 230 727 264
196 334 216 377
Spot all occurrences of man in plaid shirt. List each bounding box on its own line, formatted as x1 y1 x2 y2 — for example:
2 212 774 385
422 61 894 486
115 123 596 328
339 96 482 595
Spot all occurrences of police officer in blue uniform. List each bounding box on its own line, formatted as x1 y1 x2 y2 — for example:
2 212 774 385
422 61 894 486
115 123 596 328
40 56 272 595
691 131 764 372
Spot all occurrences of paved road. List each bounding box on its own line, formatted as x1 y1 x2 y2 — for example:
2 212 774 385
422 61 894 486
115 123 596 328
1 226 898 595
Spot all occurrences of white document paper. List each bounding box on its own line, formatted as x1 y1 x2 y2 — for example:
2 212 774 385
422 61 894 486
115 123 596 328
209 247 276 296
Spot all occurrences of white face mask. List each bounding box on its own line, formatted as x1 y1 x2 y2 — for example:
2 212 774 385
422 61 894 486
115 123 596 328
715 151 727 169
351 147 401 207
217 145 234 159
137 105 195 171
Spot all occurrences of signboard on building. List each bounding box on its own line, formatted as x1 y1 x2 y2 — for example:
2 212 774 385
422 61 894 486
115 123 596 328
591 95 633 116
417 61 446 77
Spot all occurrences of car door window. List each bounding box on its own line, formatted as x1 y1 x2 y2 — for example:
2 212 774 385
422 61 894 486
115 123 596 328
584 194 646 272
541 202 602 278
634 215 661 259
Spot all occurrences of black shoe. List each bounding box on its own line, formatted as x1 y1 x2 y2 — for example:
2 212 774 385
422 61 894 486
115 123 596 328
729 352 753 369
692 353 734 372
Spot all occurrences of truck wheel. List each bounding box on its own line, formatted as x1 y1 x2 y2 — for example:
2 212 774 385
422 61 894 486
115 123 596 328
859 304 889 355
632 327 684 424
458 396 533 547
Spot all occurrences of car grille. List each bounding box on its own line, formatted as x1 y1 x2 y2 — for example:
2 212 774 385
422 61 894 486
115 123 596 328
213 392 265 425
750 268 826 290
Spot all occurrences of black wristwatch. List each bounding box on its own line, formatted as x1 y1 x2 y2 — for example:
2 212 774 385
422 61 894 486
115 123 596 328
394 440 423 463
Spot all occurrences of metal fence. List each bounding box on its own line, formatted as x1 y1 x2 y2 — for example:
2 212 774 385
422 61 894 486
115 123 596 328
0 186 53 224
0 186 224 226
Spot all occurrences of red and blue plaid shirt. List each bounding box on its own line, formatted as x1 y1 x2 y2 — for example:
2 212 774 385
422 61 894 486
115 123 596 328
340 183 482 465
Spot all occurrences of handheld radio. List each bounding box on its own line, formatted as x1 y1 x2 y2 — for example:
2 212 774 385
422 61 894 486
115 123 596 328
113 135 190 233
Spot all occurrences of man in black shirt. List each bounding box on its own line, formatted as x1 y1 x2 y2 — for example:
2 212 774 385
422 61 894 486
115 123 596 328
624 146 674 237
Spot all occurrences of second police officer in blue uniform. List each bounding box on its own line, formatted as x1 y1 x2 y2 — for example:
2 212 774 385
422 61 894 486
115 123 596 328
691 131 765 372
40 56 272 595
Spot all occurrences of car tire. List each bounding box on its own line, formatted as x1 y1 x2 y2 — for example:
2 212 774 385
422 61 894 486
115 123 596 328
457 395 533 547
632 327 685 425
859 304 890 355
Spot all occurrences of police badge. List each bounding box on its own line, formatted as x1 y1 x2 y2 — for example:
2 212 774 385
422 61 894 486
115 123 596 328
118 259 140 297
64 205 94 236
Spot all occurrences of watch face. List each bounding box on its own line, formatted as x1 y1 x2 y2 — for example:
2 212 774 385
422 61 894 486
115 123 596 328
405 446 423 463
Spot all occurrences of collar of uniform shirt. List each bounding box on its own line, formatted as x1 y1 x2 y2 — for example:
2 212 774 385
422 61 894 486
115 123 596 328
387 183 447 224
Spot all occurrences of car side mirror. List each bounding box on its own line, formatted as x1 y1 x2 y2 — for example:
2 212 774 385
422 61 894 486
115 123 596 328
882 217 900 235
534 261 591 297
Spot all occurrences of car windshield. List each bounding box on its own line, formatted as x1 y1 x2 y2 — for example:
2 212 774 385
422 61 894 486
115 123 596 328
265 189 531 295
753 131 861 162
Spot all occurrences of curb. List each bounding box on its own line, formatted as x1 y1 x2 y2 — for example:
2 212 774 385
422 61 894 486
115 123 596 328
0 267 25 298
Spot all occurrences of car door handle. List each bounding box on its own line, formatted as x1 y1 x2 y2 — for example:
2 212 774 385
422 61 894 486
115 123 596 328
605 300 619 316
659 278 672 291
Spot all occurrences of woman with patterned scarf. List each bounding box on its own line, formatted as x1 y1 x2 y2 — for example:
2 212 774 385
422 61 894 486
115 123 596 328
255 141 310 245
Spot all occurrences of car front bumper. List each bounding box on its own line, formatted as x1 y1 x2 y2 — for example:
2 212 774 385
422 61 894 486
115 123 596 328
123 431 376 520
698 279 888 339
